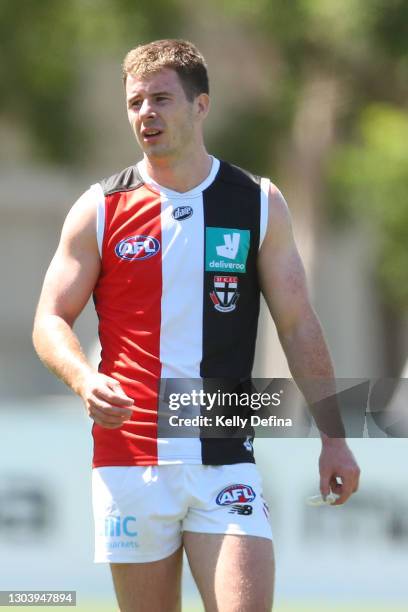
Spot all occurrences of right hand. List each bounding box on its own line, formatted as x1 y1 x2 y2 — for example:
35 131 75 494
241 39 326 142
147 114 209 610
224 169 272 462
79 372 135 428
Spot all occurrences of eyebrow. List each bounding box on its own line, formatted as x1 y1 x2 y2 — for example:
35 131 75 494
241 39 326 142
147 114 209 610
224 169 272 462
127 91 173 103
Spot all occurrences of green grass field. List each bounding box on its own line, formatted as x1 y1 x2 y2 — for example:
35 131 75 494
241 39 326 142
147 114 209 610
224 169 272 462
1 601 404 612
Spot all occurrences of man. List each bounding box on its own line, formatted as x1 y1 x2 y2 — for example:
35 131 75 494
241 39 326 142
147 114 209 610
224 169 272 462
33 39 360 612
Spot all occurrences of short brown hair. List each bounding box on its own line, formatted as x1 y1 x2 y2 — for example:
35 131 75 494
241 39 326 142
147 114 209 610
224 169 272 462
122 39 209 101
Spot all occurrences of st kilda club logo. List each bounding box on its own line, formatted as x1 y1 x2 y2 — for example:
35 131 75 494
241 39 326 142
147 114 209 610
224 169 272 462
210 275 239 312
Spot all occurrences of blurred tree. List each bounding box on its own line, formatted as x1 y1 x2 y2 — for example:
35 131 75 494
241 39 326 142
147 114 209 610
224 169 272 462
1 0 407 367
329 105 408 311
0 0 80 162
0 0 184 163
214 0 408 371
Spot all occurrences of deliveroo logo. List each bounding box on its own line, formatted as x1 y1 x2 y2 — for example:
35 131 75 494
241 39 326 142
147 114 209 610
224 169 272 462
216 233 241 259
206 227 250 273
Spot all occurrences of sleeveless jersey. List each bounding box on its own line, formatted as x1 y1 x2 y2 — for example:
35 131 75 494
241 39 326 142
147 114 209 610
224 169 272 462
90 157 269 466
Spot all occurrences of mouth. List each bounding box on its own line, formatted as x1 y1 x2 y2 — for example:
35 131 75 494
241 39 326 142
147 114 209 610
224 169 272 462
141 128 163 142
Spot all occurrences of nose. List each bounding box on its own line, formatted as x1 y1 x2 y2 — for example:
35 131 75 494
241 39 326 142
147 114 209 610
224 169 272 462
139 98 156 119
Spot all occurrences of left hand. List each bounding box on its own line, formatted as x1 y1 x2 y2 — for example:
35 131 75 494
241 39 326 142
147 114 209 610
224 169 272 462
319 439 360 505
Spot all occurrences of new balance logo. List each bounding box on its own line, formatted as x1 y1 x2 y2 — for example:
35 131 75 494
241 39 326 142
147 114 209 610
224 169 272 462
228 504 253 516
216 233 241 260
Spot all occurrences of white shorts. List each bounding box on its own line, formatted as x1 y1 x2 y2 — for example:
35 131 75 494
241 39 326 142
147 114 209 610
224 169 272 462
92 463 272 563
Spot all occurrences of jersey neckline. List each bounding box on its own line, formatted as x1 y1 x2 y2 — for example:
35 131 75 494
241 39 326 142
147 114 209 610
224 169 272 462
137 156 220 198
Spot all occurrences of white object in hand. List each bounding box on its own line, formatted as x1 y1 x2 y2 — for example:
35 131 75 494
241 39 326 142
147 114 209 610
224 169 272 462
306 492 340 507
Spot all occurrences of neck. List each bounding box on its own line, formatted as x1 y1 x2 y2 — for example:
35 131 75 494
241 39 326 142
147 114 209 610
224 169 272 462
142 146 212 192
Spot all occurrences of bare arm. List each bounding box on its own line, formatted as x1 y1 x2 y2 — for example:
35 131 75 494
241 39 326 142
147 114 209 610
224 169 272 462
33 190 134 428
258 184 360 504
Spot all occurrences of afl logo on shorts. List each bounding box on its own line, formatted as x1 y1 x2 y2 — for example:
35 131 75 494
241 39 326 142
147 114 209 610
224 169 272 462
216 484 256 506
172 206 193 221
115 235 160 261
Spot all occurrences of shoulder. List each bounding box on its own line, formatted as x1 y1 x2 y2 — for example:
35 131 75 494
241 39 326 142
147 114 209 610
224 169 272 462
265 181 293 234
217 160 262 192
99 164 144 196
65 184 101 226
216 160 288 219
256 181 295 255
60 184 103 249
268 181 290 217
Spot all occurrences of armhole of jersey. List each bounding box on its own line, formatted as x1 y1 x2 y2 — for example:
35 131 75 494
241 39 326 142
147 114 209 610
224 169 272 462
259 177 270 249
91 183 105 258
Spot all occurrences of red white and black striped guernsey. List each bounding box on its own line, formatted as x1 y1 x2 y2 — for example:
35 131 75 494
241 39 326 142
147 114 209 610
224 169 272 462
86 157 269 466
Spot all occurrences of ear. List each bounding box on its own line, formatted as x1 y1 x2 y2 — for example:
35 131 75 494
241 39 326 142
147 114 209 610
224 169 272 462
195 93 210 120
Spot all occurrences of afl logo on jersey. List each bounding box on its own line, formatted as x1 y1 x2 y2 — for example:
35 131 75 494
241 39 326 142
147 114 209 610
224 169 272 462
172 206 193 221
216 484 256 506
115 235 160 261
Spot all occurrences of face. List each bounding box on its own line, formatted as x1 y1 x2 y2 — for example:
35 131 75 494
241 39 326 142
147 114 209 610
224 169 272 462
125 68 209 161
